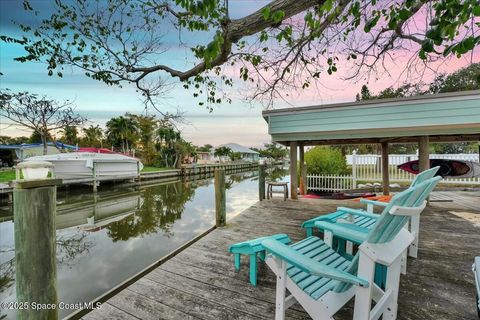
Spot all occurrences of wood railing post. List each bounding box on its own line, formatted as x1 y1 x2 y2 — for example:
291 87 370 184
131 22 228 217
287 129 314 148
258 164 266 201
13 178 61 320
215 169 226 227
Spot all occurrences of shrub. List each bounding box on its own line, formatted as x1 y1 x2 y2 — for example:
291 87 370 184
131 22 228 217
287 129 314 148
305 146 350 175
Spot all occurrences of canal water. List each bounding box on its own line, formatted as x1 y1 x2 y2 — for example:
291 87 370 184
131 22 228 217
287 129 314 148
0 167 288 319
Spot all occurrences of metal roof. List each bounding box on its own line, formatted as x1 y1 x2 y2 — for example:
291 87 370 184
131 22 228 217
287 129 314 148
0 142 78 150
217 143 259 154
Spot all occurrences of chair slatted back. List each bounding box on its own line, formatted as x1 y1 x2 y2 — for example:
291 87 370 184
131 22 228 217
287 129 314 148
367 176 441 244
332 175 442 293
410 166 439 187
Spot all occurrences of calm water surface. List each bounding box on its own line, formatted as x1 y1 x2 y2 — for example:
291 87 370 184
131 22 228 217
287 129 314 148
0 167 288 319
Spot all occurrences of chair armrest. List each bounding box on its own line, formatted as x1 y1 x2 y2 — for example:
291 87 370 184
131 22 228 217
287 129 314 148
262 239 369 288
389 201 427 216
360 198 389 208
301 211 347 229
314 221 369 244
337 207 380 220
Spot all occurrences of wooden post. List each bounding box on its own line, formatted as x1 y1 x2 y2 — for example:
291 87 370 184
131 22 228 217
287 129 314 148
92 162 97 193
299 143 306 195
381 142 390 196
215 169 226 227
258 164 266 201
289 141 298 200
352 150 357 189
418 136 430 172
13 179 61 320
136 161 141 183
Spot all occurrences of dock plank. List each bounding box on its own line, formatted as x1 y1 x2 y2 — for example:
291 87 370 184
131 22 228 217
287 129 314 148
85 193 479 320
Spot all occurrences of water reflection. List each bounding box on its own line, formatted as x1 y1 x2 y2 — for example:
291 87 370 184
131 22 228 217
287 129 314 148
107 181 195 241
267 166 289 182
0 168 286 319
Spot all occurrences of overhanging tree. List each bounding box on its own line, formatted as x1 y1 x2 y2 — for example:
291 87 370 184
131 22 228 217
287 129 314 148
0 90 86 155
3 0 479 110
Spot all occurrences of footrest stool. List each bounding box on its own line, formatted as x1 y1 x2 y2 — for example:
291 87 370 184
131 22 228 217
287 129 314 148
228 234 291 286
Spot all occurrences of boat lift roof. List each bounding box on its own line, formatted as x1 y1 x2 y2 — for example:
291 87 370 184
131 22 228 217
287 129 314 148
262 90 480 145
0 142 78 150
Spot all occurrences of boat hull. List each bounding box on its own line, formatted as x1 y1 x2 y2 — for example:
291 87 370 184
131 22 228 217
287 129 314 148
26 153 143 179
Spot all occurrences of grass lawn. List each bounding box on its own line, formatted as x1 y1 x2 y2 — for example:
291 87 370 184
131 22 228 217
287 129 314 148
0 170 15 183
141 166 173 172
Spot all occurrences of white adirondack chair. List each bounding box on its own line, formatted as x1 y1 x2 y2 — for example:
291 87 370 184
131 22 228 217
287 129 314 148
302 167 440 276
262 177 441 320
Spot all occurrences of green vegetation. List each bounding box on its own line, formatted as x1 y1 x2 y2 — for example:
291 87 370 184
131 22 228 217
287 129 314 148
251 143 288 160
214 146 232 159
0 170 15 183
305 146 350 176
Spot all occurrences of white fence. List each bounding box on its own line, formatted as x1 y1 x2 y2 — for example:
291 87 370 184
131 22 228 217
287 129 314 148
307 153 480 192
307 174 355 192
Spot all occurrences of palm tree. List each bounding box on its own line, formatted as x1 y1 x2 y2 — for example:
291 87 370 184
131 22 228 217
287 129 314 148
214 146 232 162
106 116 138 153
156 121 182 167
82 125 103 148
60 125 79 145
127 114 158 165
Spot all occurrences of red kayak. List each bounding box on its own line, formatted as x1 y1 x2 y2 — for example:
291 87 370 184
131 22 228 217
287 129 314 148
398 159 480 178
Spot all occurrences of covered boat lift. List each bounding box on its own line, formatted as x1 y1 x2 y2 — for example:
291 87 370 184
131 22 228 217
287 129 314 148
262 90 480 199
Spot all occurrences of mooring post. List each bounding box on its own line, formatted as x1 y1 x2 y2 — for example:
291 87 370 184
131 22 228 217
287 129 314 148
13 177 61 320
136 161 141 183
214 169 226 227
258 164 266 201
92 162 98 193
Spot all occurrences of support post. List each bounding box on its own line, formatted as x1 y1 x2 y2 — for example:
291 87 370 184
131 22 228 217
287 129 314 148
352 150 357 189
418 136 430 172
381 142 390 196
289 141 298 200
92 162 97 193
215 169 226 227
258 164 266 201
299 143 307 195
136 161 141 183
13 179 61 320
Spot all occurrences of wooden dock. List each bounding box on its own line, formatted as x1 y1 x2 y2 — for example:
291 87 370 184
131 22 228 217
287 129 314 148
77 192 479 320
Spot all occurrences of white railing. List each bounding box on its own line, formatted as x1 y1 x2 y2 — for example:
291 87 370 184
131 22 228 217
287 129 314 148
307 174 354 192
307 153 480 191
349 153 480 185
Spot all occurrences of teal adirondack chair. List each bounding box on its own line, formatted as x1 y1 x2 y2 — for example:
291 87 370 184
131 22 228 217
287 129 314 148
262 177 441 320
302 166 440 260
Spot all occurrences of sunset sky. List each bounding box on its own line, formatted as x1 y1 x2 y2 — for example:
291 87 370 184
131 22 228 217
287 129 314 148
0 0 478 148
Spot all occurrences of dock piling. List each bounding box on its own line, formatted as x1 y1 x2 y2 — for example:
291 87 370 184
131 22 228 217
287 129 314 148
214 169 226 227
13 178 61 320
258 164 266 201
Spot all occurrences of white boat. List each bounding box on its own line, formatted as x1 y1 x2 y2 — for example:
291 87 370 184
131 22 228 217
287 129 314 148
26 152 143 179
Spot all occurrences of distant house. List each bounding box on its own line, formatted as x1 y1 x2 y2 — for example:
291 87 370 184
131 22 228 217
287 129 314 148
216 143 260 162
196 151 213 164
